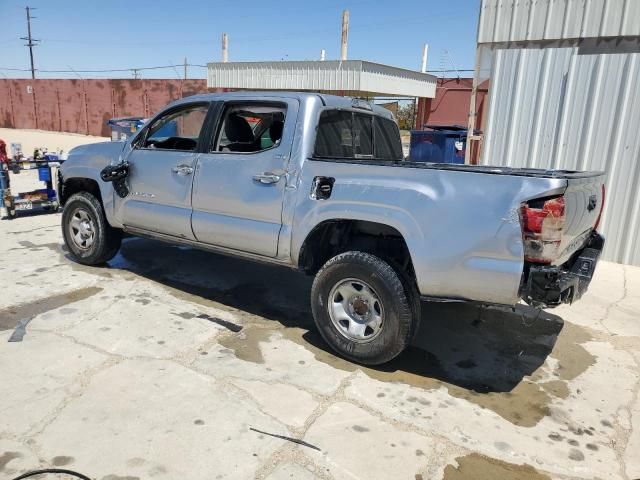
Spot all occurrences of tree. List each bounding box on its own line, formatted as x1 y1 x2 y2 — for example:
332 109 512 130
395 102 416 130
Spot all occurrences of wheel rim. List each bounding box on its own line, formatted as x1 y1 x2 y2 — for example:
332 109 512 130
68 207 95 250
328 278 384 343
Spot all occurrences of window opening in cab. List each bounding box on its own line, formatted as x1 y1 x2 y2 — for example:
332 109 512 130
215 104 287 153
142 104 208 151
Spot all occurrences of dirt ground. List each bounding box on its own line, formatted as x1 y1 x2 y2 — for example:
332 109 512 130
1 147 639 479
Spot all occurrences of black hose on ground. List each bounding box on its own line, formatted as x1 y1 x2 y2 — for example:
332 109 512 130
11 468 92 480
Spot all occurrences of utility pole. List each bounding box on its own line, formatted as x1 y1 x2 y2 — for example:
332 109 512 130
183 57 188 80
20 6 39 79
222 33 228 63
421 43 429 73
131 68 140 80
340 10 349 61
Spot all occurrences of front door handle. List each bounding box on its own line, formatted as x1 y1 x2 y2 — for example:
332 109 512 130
252 172 281 184
172 164 194 176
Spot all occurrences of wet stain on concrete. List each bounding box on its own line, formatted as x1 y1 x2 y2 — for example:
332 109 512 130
568 448 584 461
549 321 595 382
217 324 554 427
218 327 273 364
548 433 563 442
52 455 74 466
196 313 242 332
112 238 595 428
539 380 570 399
442 453 551 480
0 286 103 331
17 240 62 253
0 452 21 471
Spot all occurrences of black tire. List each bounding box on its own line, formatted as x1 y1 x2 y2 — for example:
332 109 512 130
311 251 417 365
61 191 121 265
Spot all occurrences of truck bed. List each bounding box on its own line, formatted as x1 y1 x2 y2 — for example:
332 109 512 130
294 157 605 305
311 157 604 179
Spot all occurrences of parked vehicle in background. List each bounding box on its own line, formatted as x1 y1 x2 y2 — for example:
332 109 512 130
58 92 606 365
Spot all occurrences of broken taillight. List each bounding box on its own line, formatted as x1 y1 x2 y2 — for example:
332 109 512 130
521 196 566 264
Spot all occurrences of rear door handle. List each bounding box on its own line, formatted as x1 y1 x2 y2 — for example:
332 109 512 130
252 172 281 184
172 164 194 176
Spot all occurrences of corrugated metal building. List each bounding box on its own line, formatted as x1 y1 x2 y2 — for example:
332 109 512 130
207 60 437 98
476 0 640 265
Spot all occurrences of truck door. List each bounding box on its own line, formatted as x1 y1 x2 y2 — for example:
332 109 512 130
116 102 210 239
191 99 298 257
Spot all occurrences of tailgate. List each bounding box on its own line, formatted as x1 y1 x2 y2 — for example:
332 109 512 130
557 173 605 264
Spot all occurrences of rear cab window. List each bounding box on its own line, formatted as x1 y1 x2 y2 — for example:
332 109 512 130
314 109 403 161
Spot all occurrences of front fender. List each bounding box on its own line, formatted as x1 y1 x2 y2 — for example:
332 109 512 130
60 141 126 227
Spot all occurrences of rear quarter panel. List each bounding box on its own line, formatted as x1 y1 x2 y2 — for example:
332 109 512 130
292 161 568 305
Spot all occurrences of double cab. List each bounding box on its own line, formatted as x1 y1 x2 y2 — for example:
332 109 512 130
59 92 606 364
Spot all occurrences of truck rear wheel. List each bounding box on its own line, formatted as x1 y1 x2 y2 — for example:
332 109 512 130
62 191 121 265
311 251 417 365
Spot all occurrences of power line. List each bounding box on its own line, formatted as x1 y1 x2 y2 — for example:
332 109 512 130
0 64 209 74
19 6 39 79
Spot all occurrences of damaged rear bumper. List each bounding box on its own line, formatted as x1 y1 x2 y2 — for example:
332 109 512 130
522 232 605 308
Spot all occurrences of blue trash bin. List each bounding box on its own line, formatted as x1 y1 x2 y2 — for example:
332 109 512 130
107 117 147 141
409 125 467 164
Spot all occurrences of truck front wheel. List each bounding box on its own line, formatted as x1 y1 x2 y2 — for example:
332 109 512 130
62 191 122 265
311 251 417 365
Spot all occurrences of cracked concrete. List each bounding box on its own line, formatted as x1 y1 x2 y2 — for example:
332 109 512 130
1 175 640 479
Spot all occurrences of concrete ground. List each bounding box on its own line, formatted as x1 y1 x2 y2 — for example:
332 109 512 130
1 171 639 480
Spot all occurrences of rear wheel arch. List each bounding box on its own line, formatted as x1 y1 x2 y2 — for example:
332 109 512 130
297 219 417 279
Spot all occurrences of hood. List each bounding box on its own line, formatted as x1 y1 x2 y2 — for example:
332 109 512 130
62 141 128 174
68 141 127 158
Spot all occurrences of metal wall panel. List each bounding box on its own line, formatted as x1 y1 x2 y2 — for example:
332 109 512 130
481 45 640 265
207 60 436 98
478 0 640 43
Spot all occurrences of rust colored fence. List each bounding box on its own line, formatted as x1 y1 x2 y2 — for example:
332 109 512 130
0 79 208 137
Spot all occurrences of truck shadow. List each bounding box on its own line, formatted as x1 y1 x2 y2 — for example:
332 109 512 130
111 238 564 395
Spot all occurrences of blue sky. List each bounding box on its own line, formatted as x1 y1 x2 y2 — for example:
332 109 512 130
0 0 481 79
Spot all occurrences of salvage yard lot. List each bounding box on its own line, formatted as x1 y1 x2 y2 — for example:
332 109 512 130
1 174 640 479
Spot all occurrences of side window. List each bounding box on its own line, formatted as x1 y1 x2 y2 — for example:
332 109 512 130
214 104 287 153
314 110 353 158
314 110 375 159
142 104 208 151
374 117 403 160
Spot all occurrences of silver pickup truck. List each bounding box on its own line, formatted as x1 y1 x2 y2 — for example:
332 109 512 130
59 92 606 365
